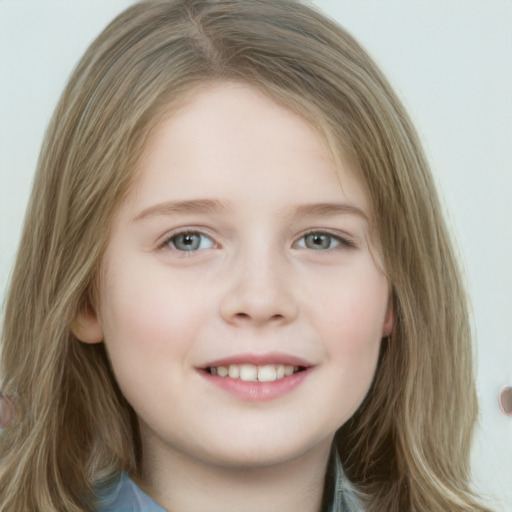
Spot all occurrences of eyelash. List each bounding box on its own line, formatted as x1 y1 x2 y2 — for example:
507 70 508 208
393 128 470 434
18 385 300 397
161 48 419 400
162 231 216 252
160 229 356 253
293 231 356 251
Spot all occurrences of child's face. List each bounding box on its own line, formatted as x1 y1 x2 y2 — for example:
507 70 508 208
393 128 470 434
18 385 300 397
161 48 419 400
76 82 393 469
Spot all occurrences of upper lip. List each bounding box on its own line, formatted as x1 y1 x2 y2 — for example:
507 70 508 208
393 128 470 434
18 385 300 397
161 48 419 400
201 352 313 369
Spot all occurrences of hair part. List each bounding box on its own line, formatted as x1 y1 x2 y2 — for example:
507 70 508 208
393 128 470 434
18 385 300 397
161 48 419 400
1 1 488 510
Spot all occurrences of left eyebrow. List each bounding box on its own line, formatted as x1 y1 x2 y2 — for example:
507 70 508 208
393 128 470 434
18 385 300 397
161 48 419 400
285 202 369 222
133 198 232 222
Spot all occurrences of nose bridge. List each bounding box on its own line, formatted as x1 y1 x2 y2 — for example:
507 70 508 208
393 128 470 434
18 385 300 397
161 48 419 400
219 238 298 326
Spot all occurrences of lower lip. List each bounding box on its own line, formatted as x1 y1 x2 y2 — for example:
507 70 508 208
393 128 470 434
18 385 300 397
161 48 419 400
199 369 311 402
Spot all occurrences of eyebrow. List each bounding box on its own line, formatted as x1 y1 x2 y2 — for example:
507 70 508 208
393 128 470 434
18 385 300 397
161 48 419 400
133 199 232 222
289 202 368 221
133 199 368 222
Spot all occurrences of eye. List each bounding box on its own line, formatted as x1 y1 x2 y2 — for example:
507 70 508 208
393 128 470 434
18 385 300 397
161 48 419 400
295 232 353 250
166 231 215 251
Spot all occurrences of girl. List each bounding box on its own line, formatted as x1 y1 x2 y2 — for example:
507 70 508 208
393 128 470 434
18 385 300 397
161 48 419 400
0 1 492 511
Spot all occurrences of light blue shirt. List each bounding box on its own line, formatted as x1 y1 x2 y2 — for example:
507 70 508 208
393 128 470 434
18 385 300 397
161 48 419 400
96 452 365 512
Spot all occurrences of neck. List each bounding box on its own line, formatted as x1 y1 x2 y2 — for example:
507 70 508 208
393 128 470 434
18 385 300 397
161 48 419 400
137 434 334 512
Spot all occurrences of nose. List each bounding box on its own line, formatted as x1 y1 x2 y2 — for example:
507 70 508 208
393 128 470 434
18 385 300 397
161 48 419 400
219 248 299 327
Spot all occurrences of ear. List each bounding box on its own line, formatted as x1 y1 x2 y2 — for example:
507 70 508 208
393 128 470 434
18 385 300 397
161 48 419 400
382 295 394 337
71 303 103 344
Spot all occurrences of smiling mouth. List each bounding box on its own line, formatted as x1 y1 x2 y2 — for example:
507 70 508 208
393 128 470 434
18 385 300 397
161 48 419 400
206 364 306 382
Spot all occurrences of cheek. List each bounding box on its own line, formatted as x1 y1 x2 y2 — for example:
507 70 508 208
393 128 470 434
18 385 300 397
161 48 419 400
97 263 209 378
317 266 389 346
311 264 388 410
96 271 205 412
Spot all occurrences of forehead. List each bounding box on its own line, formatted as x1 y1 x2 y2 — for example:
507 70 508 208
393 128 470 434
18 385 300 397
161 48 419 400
129 81 368 213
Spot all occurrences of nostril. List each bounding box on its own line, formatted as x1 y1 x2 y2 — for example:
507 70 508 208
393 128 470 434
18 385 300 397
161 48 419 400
233 312 286 322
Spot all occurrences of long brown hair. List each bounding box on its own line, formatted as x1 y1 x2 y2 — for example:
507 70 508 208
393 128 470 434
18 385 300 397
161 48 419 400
0 1 489 510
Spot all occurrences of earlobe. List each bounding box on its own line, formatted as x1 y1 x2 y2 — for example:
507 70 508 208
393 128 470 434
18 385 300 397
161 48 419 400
382 297 394 337
71 304 103 344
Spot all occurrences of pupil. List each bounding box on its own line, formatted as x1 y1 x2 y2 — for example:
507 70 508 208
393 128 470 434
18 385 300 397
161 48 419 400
307 233 329 249
176 233 199 250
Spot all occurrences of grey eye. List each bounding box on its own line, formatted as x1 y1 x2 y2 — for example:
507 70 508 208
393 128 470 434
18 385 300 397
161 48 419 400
168 232 214 251
301 233 340 250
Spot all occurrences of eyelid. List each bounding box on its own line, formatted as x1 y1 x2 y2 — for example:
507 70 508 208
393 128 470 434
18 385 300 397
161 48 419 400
158 227 219 252
293 230 357 250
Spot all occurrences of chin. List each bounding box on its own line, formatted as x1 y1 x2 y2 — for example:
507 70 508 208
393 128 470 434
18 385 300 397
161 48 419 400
198 432 332 470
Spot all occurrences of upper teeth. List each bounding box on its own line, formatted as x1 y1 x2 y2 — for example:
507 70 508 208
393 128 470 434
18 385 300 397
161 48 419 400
210 364 298 382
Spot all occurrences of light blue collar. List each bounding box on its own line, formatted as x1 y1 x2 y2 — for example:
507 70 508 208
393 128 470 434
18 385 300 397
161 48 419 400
96 472 166 512
329 451 365 512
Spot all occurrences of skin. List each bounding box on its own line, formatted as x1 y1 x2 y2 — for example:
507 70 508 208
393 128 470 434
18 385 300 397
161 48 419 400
74 82 393 512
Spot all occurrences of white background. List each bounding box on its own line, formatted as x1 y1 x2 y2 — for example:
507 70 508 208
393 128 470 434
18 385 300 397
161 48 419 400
1 1 511 510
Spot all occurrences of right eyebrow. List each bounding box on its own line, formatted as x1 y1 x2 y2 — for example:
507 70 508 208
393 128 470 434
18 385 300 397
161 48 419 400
133 198 232 222
287 202 368 222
